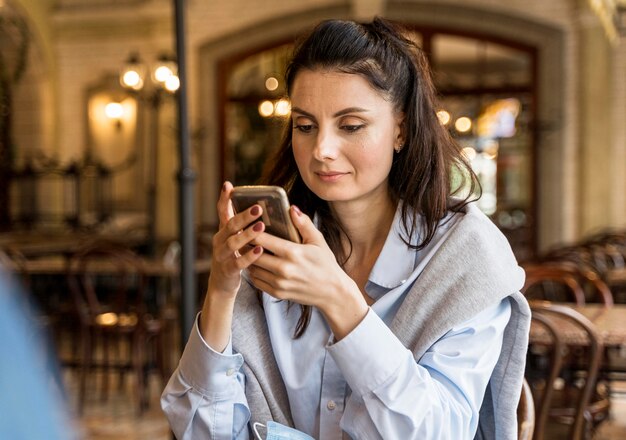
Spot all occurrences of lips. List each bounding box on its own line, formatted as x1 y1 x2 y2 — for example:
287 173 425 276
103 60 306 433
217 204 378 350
315 171 348 182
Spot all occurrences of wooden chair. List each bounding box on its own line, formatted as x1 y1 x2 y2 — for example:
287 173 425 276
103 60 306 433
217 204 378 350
523 263 613 306
526 308 564 440
67 242 167 414
523 265 586 305
518 378 535 440
544 243 624 279
529 302 610 439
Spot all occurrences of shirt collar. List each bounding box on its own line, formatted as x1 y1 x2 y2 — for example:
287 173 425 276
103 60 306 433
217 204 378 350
312 203 420 290
368 203 417 290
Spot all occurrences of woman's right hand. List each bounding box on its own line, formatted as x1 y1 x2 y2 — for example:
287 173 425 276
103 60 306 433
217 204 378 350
200 181 265 350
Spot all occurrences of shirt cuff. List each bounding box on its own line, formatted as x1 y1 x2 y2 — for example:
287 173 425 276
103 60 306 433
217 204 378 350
177 312 244 398
326 308 411 397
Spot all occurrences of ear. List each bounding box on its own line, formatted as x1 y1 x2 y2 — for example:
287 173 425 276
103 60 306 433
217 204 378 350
394 111 406 151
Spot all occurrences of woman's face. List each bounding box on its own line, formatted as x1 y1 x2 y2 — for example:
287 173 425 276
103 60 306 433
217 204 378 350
290 69 404 207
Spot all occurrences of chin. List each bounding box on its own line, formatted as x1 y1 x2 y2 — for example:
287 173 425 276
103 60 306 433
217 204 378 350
310 187 356 203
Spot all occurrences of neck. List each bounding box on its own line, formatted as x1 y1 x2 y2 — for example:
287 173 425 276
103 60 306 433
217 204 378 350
330 192 397 259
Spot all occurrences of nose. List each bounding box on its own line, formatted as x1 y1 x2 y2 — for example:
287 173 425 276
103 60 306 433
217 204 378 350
312 128 339 161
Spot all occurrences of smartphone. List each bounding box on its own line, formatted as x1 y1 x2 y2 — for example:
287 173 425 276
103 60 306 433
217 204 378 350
230 185 301 243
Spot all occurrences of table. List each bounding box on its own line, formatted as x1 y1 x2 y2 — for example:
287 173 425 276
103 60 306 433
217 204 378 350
0 232 146 258
529 303 626 349
2 253 211 322
3 255 211 277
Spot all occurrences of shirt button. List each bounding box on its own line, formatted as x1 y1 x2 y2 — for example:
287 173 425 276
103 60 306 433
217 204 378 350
226 368 235 376
327 400 336 410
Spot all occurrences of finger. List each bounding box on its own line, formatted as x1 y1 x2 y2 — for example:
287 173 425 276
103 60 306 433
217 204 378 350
232 245 264 271
217 181 235 227
224 204 264 237
253 231 295 257
247 265 287 299
290 205 324 244
217 220 264 262
247 263 274 286
250 277 277 298
249 249 283 273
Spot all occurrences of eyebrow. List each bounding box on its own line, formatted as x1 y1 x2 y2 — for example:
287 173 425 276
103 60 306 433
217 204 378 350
291 106 370 119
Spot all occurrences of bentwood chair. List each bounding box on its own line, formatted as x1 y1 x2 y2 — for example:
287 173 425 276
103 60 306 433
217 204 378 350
528 302 610 440
517 378 535 440
523 265 586 305
67 242 167 414
523 263 613 306
526 309 564 440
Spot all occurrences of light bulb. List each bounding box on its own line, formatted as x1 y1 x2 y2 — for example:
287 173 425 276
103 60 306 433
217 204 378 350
165 75 180 92
437 110 451 125
274 99 291 116
258 100 274 117
105 102 124 120
455 117 472 133
154 65 173 83
122 70 143 90
265 77 279 91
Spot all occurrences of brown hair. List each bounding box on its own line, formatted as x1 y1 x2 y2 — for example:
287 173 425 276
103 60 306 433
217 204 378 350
261 17 480 337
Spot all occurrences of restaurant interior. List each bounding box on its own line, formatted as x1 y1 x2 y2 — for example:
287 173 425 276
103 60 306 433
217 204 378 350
1 0 626 439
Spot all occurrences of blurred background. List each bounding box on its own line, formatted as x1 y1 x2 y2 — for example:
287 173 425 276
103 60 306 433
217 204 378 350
2 0 625 259
1 0 626 439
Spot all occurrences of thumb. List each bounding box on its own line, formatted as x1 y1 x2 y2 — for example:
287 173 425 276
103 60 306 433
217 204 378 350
290 205 323 244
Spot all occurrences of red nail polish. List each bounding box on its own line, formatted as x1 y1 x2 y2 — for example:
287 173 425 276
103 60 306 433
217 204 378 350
292 205 302 216
253 222 263 232
250 205 260 216
253 246 262 254
222 182 227 192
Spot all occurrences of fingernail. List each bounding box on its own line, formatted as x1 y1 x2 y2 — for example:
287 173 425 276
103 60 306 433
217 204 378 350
222 182 227 192
253 222 263 232
250 205 260 216
253 246 262 254
292 205 302 216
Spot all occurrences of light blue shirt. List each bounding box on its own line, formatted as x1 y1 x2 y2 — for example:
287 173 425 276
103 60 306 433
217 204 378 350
162 207 511 439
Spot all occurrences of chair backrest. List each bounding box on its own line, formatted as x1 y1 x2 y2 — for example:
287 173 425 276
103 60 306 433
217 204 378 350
67 242 146 325
529 301 604 440
523 262 613 306
587 243 625 273
526 309 564 440
522 265 586 305
575 266 614 306
517 378 535 440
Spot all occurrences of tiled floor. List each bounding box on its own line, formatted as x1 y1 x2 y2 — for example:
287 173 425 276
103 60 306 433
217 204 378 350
65 370 171 440
594 384 626 440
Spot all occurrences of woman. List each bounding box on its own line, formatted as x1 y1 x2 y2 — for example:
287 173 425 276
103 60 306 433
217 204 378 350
162 17 530 440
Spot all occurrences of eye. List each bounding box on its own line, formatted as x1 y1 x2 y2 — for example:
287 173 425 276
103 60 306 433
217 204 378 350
340 124 365 133
293 124 314 134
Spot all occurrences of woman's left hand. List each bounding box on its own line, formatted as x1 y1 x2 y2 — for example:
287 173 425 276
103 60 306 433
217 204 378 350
248 206 369 340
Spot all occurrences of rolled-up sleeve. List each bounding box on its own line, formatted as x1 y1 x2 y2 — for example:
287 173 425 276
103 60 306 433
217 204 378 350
161 313 250 440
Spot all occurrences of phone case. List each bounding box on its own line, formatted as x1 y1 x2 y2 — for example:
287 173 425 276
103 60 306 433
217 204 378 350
231 185 301 243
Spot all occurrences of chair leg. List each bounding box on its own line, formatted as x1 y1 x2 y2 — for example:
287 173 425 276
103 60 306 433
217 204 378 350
101 332 109 402
118 333 128 391
133 331 145 415
157 332 168 384
78 327 91 415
